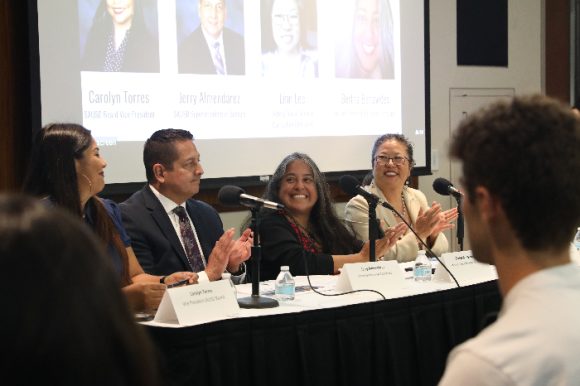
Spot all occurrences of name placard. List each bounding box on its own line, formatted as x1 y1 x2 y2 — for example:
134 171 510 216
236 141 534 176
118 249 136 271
336 260 406 295
154 279 239 326
433 251 497 286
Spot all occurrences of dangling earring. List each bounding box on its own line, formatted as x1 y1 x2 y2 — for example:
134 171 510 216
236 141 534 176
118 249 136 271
79 173 93 196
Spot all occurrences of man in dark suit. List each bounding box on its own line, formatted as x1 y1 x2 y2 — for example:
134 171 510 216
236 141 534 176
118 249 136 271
178 0 245 75
120 129 251 282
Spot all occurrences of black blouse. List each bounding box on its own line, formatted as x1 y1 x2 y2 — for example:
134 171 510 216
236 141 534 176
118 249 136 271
257 212 362 281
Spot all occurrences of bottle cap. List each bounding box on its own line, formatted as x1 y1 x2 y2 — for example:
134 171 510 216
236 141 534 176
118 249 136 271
280 265 289 271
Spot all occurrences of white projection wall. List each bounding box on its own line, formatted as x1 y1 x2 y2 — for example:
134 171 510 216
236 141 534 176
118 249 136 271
38 0 429 184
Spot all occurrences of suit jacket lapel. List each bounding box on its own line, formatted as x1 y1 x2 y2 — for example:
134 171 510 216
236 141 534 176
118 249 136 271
142 186 191 269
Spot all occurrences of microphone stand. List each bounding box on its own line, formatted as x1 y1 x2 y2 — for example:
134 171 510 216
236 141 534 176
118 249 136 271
381 201 461 287
237 207 279 309
455 195 464 251
366 198 379 262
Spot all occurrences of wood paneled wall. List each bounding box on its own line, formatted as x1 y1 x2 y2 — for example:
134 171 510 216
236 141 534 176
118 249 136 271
0 1 37 193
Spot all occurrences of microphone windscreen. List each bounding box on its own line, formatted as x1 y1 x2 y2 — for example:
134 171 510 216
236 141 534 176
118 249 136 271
339 175 360 196
433 177 452 196
217 185 245 206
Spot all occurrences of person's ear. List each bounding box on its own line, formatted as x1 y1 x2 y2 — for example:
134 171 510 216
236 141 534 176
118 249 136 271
405 163 413 186
74 158 82 175
473 186 501 222
153 163 165 183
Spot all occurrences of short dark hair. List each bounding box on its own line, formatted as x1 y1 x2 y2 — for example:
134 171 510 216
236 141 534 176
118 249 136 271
450 94 580 251
371 133 415 167
0 194 161 386
143 129 194 183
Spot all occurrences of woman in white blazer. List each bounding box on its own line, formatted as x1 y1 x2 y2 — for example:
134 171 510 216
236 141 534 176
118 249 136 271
345 134 458 262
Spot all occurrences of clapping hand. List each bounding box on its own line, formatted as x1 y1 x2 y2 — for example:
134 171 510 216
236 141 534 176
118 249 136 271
227 228 253 273
360 222 407 260
205 228 236 281
415 202 458 243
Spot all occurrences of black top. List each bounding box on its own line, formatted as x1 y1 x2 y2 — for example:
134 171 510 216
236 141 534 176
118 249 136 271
41 197 129 279
258 211 363 281
82 15 160 73
84 198 131 277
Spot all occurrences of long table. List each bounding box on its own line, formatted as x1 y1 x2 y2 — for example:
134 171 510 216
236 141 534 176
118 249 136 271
144 274 501 386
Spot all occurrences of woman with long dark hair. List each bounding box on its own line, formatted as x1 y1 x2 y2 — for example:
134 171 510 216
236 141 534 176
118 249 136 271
256 152 406 280
24 123 195 312
81 0 160 72
335 0 395 79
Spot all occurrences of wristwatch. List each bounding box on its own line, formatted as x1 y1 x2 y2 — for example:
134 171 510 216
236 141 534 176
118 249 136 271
228 262 246 276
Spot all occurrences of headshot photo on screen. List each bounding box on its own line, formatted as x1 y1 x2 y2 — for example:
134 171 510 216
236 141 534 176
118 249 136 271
335 0 394 79
260 0 318 78
177 0 246 75
79 0 160 73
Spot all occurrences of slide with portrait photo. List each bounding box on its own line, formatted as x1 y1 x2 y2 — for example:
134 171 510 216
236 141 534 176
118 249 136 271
39 0 427 184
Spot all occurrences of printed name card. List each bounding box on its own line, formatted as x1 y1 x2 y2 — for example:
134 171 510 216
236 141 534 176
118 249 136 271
154 279 239 326
336 260 406 296
433 250 497 286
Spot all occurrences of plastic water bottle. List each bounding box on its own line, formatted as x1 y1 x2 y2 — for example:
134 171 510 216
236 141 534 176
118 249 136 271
414 250 432 282
275 266 295 301
221 272 237 298
574 227 580 251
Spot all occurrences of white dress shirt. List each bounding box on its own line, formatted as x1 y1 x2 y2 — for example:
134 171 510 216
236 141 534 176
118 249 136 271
149 185 209 282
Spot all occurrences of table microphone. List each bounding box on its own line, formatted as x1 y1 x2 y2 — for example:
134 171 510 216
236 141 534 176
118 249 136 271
432 177 464 251
339 175 381 261
217 185 279 309
338 175 460 287
338 175 380 203
218 185 284 210
433 177 462 199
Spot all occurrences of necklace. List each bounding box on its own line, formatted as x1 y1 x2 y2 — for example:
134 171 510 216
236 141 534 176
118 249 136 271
285 214 321 253
391 189 408 222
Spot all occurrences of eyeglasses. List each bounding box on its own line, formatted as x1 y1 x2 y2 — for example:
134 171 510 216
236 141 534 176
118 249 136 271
273 13 299 25
201 1 224 12
375 155 408 166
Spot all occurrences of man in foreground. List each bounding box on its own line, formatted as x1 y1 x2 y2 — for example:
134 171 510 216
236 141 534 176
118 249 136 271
439 95 580 385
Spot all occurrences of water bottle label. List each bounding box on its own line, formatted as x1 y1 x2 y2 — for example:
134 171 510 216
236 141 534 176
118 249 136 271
414 265 432 281
275 283 295 300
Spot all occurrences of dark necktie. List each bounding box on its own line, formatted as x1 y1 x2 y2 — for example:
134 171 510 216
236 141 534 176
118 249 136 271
173 206 205 272
213 41 225 75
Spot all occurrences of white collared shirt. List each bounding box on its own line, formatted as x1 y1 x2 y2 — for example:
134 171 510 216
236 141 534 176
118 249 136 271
201 28 227 74
439 263 580 385
149 185 209 282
